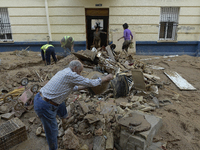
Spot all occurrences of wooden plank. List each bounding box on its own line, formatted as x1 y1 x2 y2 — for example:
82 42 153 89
85 8 109 16
164 70 196 91
143 73 160 80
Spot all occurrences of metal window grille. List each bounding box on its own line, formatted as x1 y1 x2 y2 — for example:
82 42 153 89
0 8 12 41
159 7 179 41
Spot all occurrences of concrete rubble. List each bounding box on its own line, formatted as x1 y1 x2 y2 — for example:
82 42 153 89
0 46 181 150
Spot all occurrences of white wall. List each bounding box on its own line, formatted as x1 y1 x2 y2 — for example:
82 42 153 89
0 0 199 42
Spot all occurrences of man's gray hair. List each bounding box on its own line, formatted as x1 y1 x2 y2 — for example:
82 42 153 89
69 60 82 70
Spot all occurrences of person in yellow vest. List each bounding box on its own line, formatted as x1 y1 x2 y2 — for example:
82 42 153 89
41 44 57 65
60 36 74 56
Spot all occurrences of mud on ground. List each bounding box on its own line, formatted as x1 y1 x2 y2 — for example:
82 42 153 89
0 51 200 150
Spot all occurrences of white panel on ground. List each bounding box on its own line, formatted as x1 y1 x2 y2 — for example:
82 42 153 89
164 70 196 91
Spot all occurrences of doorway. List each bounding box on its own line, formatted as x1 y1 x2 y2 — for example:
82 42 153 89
85 8 109 49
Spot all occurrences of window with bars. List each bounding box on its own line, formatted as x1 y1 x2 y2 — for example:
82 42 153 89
0 8 12 41
159 7 179 41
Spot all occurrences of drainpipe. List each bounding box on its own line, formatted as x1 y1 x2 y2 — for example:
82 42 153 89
45 0 52 41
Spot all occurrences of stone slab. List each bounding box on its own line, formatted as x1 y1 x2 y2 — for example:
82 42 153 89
119 110 162 150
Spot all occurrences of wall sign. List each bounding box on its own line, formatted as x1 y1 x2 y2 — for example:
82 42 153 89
95 4 102 6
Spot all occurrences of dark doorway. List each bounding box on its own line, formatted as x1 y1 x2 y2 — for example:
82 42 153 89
85 8 109 49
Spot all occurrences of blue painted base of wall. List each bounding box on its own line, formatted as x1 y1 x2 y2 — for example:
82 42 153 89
0 41 199 57
0 41 86 56
136 41 200 56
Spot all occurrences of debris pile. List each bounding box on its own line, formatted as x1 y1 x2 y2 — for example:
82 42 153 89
0 47 198 150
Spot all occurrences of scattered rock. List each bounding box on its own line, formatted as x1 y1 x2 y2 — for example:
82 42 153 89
29 117 36 123
62 127 80 150
36 127 42 136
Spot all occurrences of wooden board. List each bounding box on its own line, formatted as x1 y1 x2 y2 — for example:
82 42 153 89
164 70 196 91
131 69 146 91
85 8 109 16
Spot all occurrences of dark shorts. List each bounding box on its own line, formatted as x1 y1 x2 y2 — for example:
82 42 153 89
122 40 131 51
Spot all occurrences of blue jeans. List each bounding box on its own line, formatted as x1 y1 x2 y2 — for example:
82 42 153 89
34 93 68 150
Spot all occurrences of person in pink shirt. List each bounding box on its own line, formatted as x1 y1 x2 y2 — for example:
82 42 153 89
118 23 133 53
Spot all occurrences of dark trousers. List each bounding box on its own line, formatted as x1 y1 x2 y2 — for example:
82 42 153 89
46 47 57 65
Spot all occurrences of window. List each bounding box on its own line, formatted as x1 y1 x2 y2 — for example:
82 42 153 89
0 8 12 41
91 19 104 30
159 7 179 41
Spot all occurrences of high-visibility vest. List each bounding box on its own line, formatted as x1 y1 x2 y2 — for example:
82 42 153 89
41 44 54 53
61 36 74 47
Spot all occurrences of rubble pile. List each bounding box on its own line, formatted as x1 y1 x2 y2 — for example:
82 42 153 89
1 47 198 150
39 45 166 149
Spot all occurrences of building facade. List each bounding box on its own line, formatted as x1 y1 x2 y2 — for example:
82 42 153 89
0 0 200 56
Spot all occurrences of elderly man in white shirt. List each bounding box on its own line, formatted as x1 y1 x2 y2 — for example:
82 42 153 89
34 60 113 150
